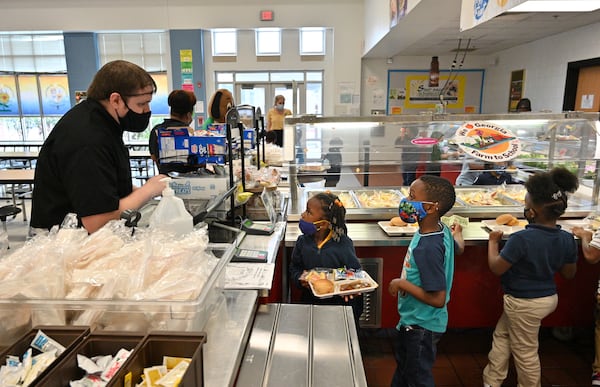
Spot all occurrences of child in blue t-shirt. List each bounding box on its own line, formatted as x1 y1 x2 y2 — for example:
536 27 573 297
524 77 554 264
388 175 465 387
483 167 578 387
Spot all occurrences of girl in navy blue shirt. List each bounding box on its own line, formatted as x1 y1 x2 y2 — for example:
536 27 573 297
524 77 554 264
483 167 578 387
290 192 363 324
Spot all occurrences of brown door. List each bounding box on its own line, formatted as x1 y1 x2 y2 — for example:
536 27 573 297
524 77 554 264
575 66 600 112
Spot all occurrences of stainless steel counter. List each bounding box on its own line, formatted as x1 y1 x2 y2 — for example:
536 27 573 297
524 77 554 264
285 222 490 247
203 289 258 387
236 303 367 387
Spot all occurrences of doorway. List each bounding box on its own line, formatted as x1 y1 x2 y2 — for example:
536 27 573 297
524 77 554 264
236 83 304 116
563 57 600 111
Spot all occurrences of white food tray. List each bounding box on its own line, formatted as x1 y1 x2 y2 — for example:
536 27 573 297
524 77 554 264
309 272 379 299
377 221 419 236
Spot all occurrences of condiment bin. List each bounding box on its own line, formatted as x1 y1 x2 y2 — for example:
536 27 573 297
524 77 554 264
35 331 145 386
0 325 90 385
110 331 207 387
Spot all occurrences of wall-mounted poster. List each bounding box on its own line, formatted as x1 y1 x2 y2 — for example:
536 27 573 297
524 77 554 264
39 75 70 116
387 69 485 114
508 69 525 112
0 75 19 116
18 75 40 115
150 73 169 115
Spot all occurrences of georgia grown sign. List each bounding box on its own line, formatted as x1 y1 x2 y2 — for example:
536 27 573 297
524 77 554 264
454 121 521 162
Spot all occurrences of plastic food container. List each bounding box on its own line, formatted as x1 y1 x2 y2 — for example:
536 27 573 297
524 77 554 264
0 326 90 385
0 244 233 346
35 332 145 387
110 331 207 387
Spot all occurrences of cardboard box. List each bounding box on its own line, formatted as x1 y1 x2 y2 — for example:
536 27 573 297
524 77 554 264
169 176 230 200
158 128 226 166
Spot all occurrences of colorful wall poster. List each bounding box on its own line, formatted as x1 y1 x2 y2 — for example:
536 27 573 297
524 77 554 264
387 69 484 114
19 75 41 115
39 75 70 115
460 0 526 31
150 73 169 115
0 75 19 116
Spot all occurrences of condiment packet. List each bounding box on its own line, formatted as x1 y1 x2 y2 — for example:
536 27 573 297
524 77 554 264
155 360 189 387
100 348 131 382
69 373 107 387
22 350 57 386
77 354 104 375
143 365 165 386
162 356 191 370
30 330 67 355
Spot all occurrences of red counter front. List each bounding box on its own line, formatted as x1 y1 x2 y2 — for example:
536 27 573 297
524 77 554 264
359 245 600 328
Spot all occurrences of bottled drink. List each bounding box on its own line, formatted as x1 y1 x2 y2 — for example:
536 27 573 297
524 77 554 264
429 56 440 88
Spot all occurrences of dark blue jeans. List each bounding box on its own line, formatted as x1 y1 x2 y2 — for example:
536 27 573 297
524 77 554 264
391 325 442 387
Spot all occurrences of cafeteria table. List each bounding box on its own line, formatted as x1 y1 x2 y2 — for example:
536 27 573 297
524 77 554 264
0 169 35 221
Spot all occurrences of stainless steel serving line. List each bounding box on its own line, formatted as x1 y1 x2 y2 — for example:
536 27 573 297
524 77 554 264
236 303 367 387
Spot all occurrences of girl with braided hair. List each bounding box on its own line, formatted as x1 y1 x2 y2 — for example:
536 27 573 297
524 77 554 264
290 191 364 325
483 167 579 387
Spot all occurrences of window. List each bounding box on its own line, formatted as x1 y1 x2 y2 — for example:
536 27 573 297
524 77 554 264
0 33 68 144
299 27 325 55
97 32 168 71
256 28 281 56
0 33 66 72
212 29 237 56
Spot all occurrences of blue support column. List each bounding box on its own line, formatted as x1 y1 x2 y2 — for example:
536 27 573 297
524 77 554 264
63 32 99 107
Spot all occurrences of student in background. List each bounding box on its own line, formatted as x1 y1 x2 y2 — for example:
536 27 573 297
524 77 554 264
389 175 464 386
149 89 197 174
516 98 532 112
473 161 516 185
322 137 343 187
483 167 578 387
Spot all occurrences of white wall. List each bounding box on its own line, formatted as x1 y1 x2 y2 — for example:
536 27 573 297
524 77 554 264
362 21 600 115
1 0 363 116
482 21 600 113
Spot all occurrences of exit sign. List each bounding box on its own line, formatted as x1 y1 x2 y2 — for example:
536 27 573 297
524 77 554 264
260 10 274 21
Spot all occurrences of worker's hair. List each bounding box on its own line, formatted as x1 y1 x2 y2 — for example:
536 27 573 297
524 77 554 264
419 175 456 216
87 60 156 101
525 167 578 219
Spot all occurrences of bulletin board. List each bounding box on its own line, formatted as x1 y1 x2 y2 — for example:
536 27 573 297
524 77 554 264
387 69 485 115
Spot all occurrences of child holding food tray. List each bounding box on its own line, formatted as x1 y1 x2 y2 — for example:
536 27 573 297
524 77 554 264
388 175 465 387
290 191 364 327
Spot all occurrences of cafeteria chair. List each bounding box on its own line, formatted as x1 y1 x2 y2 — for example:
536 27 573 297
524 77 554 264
0 205 22 249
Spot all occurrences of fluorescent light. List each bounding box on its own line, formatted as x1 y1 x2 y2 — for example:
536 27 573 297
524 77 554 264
508 0 600 12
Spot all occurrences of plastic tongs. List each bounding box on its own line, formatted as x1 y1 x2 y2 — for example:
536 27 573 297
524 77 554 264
120 209 141 236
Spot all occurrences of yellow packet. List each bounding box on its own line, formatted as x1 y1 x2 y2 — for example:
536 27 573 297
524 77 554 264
163 356 191 370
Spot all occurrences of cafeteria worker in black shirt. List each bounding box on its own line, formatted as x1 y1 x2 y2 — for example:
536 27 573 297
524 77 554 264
31 60 167 233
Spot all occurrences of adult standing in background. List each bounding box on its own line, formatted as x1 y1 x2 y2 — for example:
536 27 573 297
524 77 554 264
516 98 532 112
31 60 167 234
149 89 197 174
266 95 292 147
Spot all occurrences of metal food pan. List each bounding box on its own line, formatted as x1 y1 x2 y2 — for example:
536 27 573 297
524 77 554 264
351 189 404 209
400 186 464 207
304 189 360 209
455 188 522 207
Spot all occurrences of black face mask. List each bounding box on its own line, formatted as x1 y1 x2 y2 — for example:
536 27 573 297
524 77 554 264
523 207 535 224
119 99 151 132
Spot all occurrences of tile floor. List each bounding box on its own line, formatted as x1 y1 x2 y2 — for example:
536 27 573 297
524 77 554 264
359 327 594 387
